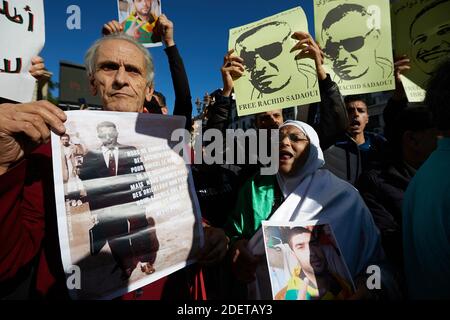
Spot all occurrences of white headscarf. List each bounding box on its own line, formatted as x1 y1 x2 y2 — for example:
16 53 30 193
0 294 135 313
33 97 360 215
276 120 325 198
247 120 383 300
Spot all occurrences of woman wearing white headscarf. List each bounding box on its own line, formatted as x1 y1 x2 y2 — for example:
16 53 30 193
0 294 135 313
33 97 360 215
226 120 386 299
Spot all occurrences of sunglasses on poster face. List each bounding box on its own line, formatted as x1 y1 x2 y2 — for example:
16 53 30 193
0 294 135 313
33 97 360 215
240 41 284 70
323 28 375 58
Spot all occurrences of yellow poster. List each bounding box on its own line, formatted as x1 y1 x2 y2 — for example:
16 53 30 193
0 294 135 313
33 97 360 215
314 0 395 95
229 7 321 117
392 0 449 102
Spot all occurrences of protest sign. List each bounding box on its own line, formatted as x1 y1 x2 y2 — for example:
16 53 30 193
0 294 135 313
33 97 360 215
117 0 162 48
51 111 203 299
229 7 321 117
262 221 355 300
392 0 449 102
314 0 395 95
0 0 45 102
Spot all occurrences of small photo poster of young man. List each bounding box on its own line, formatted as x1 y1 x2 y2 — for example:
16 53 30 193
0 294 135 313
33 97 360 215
117 0 162 47
262 221 355 300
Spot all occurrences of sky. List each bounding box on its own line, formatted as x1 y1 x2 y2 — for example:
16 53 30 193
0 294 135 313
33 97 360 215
41 0 315 115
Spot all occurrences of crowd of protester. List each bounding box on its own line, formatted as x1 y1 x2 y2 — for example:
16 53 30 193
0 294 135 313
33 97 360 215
0 10 449 301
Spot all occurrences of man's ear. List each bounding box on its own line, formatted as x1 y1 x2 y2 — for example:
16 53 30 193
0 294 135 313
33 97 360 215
89 76 98 96
145 84 154 102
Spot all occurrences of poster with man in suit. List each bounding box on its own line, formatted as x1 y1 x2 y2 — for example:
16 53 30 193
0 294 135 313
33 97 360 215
52 111 203 300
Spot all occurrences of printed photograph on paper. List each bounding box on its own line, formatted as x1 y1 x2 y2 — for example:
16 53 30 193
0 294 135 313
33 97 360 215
51 111 203 299
117 0 162 47
262 221 355 300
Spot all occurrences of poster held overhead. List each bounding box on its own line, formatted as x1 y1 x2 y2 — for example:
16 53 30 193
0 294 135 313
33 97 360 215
0 0 45 102
117 0 162 48
229 7 321 117
314 0 395 95
391 0 450 102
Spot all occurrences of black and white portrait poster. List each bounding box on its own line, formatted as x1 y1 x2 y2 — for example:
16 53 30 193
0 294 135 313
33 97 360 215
314 0 395 95
392 0 450 102
51 111 203 300
229 7 321 117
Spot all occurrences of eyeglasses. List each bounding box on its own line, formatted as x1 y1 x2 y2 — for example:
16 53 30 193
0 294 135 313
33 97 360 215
240 42 283 70
323 28 375 58
279 133 309 143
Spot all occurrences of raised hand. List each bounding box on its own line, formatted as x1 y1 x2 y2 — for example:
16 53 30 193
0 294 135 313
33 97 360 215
155 14 174 47
221 49 245 97
29 56 46 80
393 55 411 100
291 31 327 81
101 20 123 36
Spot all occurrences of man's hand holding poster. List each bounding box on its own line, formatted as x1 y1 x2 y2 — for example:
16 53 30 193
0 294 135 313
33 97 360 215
314 0 395 95
229 7 321 117
0 0 45 102
51 111 203 300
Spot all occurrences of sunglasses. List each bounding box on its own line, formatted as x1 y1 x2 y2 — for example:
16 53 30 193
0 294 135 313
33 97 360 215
240 42 283 70
323 28 375 58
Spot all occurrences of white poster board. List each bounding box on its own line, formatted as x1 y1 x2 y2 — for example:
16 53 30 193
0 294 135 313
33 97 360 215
0 0 45 102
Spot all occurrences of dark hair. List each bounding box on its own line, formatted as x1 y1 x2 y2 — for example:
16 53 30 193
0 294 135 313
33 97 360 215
425 58 450 131
61 133 70 139
287 227 311 249
322 3 368 31
344 95 367 106
235 21 291 47
409 0 449 39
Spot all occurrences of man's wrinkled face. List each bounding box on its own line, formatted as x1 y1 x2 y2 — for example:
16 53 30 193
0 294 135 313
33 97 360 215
256 110 284 129
134 0 152 17
90 39 153 113
97 126 118 148
290 231 327 276
411 3 450 75
237 23 293 94
323 12 379 80
346 100 369 136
